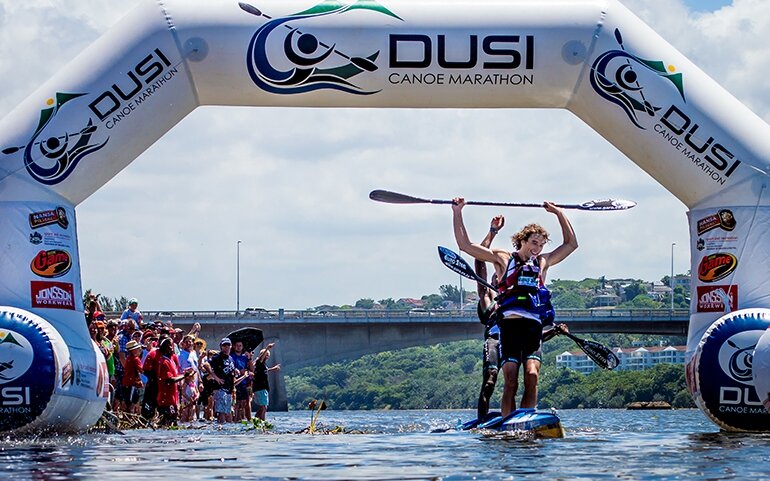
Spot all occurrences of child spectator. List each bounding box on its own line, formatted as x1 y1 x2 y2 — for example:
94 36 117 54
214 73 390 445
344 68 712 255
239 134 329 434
122 340 144 414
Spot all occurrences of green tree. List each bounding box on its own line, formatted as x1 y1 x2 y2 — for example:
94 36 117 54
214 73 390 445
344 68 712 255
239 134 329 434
421 294 444 309
552 291 586 309
439 284 461 303
622 282 647 302
355 298 375 309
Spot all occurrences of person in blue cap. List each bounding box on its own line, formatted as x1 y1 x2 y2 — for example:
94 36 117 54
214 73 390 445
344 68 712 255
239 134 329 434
120 298 143 330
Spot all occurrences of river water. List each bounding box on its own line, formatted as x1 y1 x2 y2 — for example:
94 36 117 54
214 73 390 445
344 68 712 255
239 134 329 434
2 409 769 480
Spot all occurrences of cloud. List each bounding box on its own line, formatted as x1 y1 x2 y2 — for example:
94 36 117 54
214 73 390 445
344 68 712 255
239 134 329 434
0 0 767 310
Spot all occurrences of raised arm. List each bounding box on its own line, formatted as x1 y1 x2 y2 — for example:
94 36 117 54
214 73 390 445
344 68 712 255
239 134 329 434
452 197 500 265
474 215 504 299
540 201 578 273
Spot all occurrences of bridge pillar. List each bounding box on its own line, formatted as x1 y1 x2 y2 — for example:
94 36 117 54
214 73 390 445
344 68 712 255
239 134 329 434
267 336 288 411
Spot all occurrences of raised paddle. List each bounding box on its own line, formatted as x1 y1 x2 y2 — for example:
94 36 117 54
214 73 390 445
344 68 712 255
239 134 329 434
370 190 636 211
437 246 618 370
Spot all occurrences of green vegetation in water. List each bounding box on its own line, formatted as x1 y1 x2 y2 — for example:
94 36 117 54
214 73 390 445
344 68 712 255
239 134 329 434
244 418 274 431
286 335 694 410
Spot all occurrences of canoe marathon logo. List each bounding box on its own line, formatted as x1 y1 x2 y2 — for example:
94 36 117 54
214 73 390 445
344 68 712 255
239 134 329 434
590 29 741 185
240 0 401 95
1 93 108 186
30 249 72 279
29 206 69 230
697 209 736 235
0 330 34 386
698 253 737 283
718 331 760 386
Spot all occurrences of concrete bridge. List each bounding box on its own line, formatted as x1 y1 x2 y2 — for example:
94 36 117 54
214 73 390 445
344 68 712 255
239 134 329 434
135 308 690 411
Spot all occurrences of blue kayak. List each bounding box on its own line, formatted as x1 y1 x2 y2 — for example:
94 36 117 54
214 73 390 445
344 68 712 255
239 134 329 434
460 409 564 438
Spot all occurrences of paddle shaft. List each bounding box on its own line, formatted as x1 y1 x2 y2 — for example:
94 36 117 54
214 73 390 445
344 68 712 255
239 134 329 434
370 190 635 211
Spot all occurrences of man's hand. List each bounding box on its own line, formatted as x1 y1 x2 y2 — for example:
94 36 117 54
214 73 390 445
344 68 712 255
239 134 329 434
490 215 505 232
452 197 466 212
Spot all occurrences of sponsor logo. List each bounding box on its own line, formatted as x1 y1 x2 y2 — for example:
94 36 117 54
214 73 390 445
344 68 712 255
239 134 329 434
30 249 72 278
242 1 401 95
0 330 34 386
589 29 741 185
697 209 736 235
0 93 109 185
696 285 737 313
30 281 76 310
29 232 42 245
698 253 737 282
697 235 739 252
29 206 69 230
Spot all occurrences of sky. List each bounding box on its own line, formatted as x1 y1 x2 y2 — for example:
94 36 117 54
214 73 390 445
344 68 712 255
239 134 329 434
0 0 767 311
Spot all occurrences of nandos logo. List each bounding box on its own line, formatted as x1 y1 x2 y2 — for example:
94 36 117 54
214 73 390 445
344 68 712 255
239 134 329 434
30 250 72 278
698 253 737 283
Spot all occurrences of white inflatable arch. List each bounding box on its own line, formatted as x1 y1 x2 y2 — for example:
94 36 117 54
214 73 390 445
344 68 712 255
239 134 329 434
1 0 770 432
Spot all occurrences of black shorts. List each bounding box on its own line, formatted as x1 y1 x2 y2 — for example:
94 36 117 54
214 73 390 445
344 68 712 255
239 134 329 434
483 336 500 372
121 385 144 405
498 317 543 365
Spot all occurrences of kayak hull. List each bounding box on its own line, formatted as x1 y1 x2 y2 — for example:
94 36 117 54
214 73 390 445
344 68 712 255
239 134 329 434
462 409 564 438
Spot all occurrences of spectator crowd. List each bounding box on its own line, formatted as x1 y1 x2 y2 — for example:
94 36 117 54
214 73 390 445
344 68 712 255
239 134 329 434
85 297 280 426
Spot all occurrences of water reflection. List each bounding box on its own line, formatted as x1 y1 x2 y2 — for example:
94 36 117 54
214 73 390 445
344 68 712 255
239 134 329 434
2 410 770 481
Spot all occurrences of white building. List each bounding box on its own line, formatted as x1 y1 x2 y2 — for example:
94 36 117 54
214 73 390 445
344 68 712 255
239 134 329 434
556 345 686 375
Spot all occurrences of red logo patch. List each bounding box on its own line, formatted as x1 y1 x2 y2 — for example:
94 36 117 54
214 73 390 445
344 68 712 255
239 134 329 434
30 281 76 310
696 285 738 313
30 250 72 278
697 253 738 282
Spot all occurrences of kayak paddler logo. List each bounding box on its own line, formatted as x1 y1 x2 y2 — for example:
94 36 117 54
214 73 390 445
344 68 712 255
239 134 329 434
240 0 402 95
589 28 685 129
718 331 762 386
0 330 34 386
1 92 109 185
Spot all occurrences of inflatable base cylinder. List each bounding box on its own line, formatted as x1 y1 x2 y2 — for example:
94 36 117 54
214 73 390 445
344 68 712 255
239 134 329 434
688 309 770 431
0 307 107 434
752 327 770 413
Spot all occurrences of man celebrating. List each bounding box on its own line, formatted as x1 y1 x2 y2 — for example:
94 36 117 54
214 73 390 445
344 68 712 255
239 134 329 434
452 197 577 416
209 338 236 423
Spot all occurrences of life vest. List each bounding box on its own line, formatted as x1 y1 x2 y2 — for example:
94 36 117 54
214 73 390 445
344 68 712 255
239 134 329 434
495 253 555 325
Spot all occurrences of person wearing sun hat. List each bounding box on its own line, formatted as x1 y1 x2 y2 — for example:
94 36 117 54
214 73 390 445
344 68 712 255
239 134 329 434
122 340 144 414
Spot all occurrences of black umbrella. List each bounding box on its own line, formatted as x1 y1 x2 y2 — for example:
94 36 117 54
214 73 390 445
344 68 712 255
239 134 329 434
226 327 264 353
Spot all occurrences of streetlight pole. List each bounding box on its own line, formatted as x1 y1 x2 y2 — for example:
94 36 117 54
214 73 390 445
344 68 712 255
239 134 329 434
237 240 242 314
459 275 463 311
670 242 676 311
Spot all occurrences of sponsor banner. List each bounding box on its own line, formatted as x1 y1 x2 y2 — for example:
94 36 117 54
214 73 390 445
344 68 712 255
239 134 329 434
696 285 738 313
696 235 739 252
687 206 770 355
0 202 84 335
696 209 736 235
698 253 737 283
30 249 72 278
30 281 76 310
28 207 69 230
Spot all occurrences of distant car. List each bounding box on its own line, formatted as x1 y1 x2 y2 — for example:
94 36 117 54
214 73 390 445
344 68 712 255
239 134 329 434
409 308 430 316
244 307 275 318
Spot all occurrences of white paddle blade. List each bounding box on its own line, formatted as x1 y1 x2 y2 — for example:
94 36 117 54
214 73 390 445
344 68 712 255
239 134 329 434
579 199 637 211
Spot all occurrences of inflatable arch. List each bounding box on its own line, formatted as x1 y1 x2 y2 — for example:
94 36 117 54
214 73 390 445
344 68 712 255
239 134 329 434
1 0 770 432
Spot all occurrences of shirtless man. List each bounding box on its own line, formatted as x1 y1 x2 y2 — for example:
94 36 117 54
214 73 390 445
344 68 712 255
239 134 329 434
452 198 577 416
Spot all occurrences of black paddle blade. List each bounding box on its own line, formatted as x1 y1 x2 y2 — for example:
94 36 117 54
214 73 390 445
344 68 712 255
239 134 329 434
578 338 619 370
239 2 263 16
369 189 430 204
438 246 475 280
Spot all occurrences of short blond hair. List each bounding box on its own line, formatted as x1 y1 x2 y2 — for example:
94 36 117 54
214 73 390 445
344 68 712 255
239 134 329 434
511 223 550 249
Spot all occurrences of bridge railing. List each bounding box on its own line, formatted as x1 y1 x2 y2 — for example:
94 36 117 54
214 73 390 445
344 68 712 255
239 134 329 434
108 308 691 322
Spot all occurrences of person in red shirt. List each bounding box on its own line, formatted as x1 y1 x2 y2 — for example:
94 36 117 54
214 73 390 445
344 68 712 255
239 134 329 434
122 340 144 414
156 337 193 426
